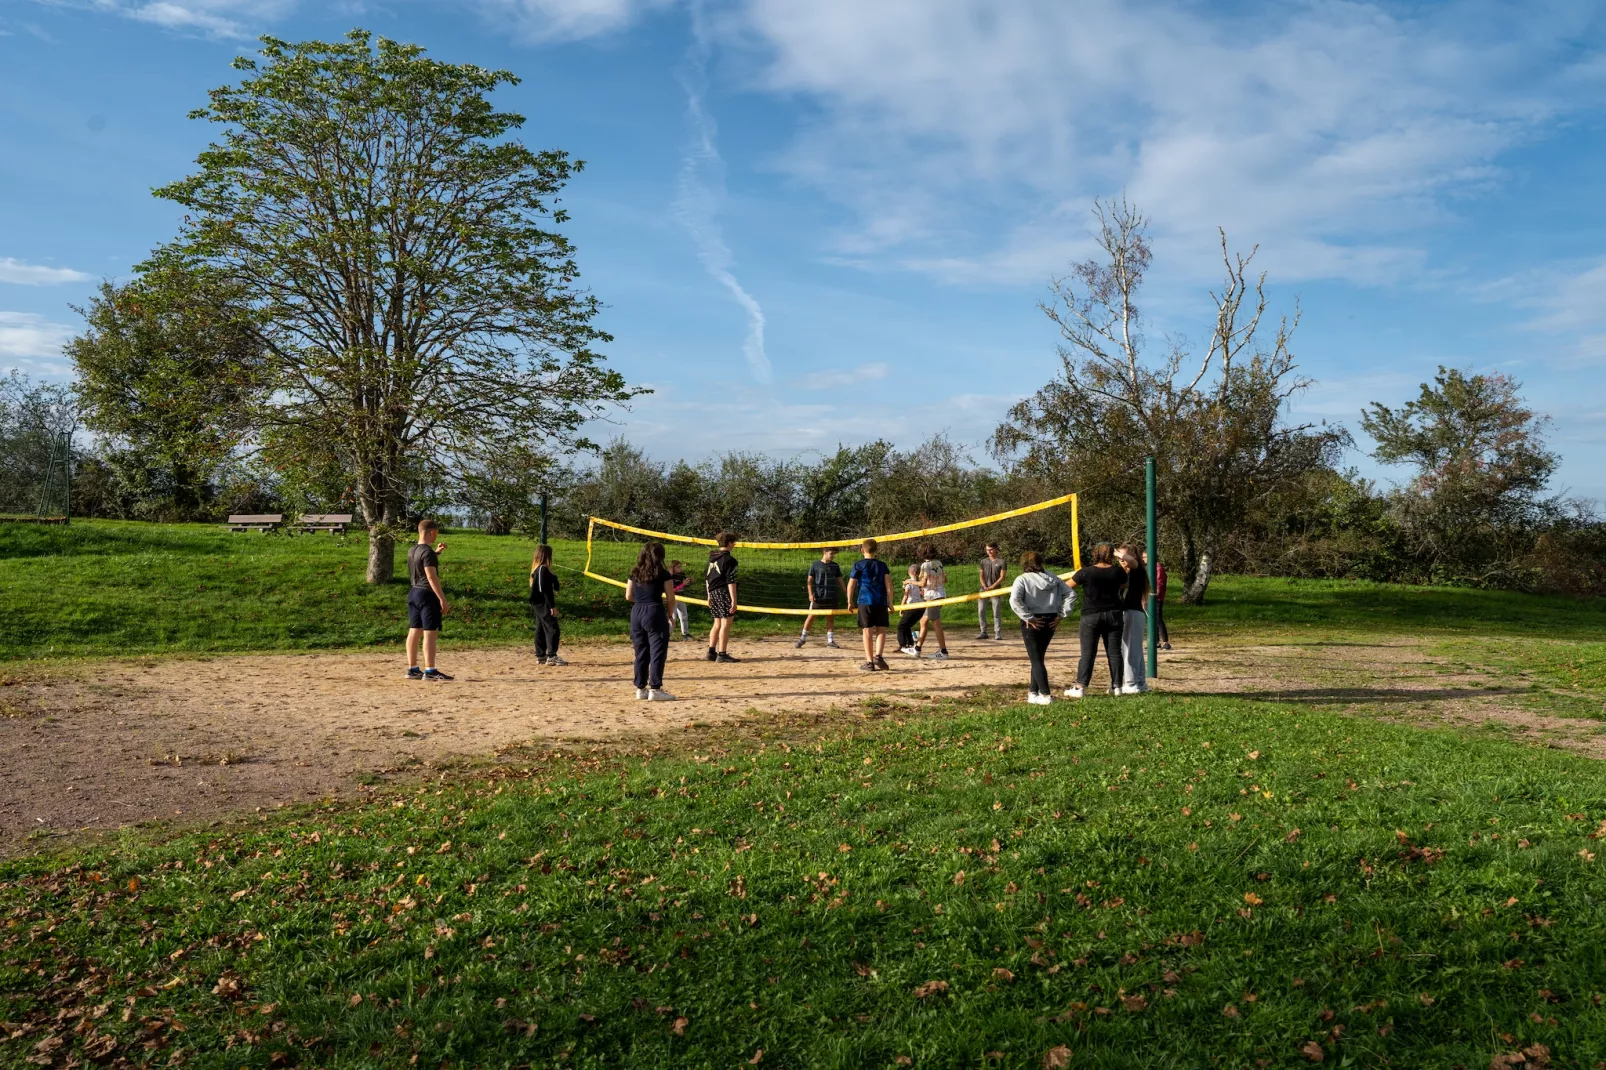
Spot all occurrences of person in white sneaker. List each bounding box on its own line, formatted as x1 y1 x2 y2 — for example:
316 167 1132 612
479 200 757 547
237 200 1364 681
896 564 925 656
916 545 950 660
1008 550 1075 704
797 547 845 649
1116 543 1149 694
1066 543 1126 697
625 542 677 701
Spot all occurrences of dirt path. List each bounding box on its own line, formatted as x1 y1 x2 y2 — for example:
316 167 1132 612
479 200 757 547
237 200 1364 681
3 632 1601 856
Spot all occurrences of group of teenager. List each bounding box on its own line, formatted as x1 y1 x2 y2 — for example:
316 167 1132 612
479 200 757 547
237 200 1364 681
399 516 1173 703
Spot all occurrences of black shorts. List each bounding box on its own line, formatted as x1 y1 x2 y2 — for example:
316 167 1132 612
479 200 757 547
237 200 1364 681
407 587 442 631
856 605 890 629
708 587 734 619
809 596 840 611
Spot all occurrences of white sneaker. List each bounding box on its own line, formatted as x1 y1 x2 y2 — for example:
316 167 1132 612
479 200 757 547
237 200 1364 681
826 637 840 648
547 655 568 667
929 651 949 661
1025 691 1038 703
648 689 676 701
635 687 649 701
1064 686 1084 699
1119 683 1146 695
901 646 920 658
1028 693 1053 706
794 636 808 648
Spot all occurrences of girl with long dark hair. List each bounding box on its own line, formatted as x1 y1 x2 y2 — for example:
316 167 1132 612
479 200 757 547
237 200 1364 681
625 542 677 701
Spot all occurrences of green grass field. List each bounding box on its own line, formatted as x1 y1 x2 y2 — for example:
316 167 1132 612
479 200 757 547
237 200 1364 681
5 520 1606 659
5 520 1606 1066
5 695 1606 1067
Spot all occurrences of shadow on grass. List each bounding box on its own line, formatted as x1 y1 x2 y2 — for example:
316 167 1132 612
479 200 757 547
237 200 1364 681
1172 685 1531 705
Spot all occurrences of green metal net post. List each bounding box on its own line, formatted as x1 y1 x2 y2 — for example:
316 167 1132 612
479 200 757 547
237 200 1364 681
1146 456 1158 679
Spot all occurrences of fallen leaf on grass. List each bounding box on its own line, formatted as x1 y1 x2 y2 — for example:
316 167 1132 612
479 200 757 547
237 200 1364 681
1300 1040 1324 1062
1043 1045 1073 1069
894 1058 912 1067
913 981 950 999
993 968 1015 983
1121 995 1147 1012
749 1049 764 1065
1222 1004 1241 1018
671 1017 687 1036
1243 892 1263 906
952 870 966 886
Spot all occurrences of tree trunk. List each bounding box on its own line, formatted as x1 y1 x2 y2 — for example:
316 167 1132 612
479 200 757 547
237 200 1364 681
1181 548 1214 605
367 524 395 584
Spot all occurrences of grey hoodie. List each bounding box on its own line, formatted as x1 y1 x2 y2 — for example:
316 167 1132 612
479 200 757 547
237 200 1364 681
1009 570 1076 620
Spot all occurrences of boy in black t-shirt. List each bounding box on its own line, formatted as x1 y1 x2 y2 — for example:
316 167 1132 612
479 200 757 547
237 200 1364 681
705 531 740 663
405 518 452 681
796 547 845 649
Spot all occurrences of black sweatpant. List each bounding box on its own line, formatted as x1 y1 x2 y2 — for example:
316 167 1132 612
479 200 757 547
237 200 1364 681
534 610 560 659
897 608 925 650
1153 599 1169 644
1076 609 1125 690
1020 617 1058 694
630 603 669 690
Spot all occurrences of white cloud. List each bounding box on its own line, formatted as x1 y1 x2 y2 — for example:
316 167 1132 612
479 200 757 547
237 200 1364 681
732 0 1604 286
0 312 76 369
673 5 772 385
38 0 296 38
0 258 91 286
470 0 672 41
797 362 888 391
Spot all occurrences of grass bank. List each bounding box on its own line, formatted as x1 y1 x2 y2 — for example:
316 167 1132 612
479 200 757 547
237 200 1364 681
4 693 1606 1067
5 520 1605 660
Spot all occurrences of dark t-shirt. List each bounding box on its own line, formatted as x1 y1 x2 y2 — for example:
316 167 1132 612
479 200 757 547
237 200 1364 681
669 569 688 593
1121 564 1149 611
849 558 891 606
631 568 672 605
808 559 843 601
1071 564 1125 614
528 564 560 609
706 550 739 591
407 543 439 589
980 556 1007 589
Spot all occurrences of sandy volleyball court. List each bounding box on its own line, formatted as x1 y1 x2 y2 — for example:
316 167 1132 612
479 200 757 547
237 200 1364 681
0 632 1069 853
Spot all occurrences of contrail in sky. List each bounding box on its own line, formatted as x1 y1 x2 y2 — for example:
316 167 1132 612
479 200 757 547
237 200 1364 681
673 5 772 386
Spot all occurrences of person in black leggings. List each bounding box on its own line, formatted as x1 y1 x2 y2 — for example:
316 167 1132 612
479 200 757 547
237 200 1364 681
625 542 678 701
1066 542 1126 697
1007 550 1074 704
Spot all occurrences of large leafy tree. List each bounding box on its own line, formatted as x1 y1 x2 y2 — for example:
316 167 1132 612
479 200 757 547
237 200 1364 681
1362 367 1556 580
155 30 638 581
68 263 265 520
993 199 1347 602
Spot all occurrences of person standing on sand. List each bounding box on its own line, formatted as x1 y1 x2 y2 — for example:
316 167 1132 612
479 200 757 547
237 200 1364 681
1009 550 1075 705
1116 543 1148 694
977 542 1008 640
625 541 677 701
405 519 452 681
529 543 565 666
846 538 894 672
1064 542 1125 698
705 531 740 664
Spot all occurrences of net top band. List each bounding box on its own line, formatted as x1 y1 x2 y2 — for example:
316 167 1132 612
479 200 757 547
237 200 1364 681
587 492 1077 550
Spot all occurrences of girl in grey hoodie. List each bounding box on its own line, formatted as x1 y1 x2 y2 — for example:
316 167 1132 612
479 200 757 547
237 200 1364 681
1008 551 1076 705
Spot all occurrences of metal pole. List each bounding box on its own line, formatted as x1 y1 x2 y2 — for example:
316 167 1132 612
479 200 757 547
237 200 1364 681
539 494 549 545
1145 456 1158 679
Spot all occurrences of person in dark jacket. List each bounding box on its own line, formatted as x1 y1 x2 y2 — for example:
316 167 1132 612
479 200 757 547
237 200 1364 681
1065 542 1125 697
528 543 564 666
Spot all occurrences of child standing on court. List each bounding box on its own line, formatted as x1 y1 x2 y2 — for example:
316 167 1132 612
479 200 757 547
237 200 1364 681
846 538 894 671
897 563 925 656
977 542 1008 640
796 547 844 648
405 518 452 681
916 545 950 660
668 559 691 639
705 531 740 663
625 541 677 701
528 543 565 666
1116 543 1149 694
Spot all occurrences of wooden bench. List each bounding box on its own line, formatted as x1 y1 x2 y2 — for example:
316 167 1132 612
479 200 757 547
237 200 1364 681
299 513 355 535
226 513 283 534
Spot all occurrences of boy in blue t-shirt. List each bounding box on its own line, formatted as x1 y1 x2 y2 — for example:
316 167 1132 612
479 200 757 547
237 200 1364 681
845 537 894 672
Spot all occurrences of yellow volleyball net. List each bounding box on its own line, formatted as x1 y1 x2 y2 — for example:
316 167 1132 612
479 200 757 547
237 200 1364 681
583 493 1081 617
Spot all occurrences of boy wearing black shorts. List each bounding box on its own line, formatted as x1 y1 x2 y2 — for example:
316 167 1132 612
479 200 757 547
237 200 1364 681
705 531 740 663
405 519 452 681
845 538 894 671
796 547 844 648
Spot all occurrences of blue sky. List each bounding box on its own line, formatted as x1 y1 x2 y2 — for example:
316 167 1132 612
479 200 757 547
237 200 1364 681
3 0 1606 499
